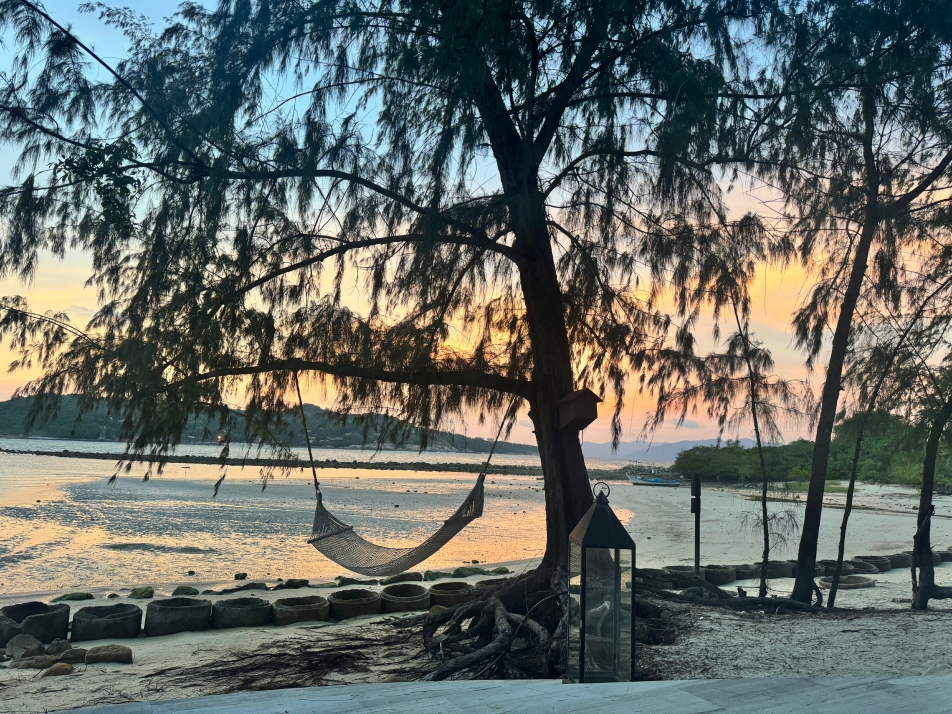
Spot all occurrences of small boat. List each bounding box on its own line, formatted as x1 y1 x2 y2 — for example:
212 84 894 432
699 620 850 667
628 476 681 487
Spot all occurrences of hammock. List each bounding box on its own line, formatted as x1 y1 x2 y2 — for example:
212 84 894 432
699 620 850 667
307 472 485 576
294 372 511 577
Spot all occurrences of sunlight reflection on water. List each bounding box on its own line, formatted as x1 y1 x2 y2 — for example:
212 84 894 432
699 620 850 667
0 444 628 594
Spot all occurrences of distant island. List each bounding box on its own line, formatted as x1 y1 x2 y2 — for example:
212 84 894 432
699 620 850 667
0 395 537 455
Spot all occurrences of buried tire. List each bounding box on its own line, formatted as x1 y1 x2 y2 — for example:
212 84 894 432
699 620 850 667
271 596 329 626
0 602 69 645
328 589 381 620
145 598 211 637
702 566 736 586
817 575 875 589
211 597 272 629
853 555 891 572
889 553 913 569
849 559 878 575
816 560 855 577
381 584 430 613
754 561 793 579
71 604 142 642
428 581 478 608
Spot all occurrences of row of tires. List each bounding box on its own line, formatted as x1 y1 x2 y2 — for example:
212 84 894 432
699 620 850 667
0 580 491 646
656 549 952 587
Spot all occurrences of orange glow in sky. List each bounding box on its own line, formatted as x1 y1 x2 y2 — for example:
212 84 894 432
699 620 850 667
0 243 820 448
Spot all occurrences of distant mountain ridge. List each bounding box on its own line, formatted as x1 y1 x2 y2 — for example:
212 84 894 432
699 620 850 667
0 395 537 455
582 438 756 463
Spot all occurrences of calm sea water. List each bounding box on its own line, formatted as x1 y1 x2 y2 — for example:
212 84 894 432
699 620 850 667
0 438 630 595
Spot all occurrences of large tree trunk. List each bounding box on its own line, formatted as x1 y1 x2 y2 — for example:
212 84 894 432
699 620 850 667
912 397 952 609
790 89 880 603
515 194 594 570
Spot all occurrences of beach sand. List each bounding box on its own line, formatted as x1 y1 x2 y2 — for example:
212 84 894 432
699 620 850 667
3 479 952 712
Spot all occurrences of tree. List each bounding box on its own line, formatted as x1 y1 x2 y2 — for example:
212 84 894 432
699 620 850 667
0 0 764 676
752 0 952 602
646 216 807 598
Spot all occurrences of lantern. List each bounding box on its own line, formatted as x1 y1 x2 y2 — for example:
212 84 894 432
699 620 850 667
566 482 636 683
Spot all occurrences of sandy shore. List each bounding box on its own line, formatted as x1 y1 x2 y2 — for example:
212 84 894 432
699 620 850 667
4 479 952 712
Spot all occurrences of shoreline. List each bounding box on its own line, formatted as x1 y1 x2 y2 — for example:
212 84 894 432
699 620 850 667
0 446 632 479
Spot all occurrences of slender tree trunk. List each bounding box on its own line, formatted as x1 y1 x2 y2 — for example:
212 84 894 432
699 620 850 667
827 427 864 608
912 397 952 609
514 194 594 570
752 395 770 598
791 89 880 603
732 301 771 597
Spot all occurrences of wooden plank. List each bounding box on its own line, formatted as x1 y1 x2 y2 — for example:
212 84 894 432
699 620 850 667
61 675 952 714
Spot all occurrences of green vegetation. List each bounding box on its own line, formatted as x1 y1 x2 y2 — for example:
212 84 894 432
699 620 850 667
0 395 536 455
672 412 952 488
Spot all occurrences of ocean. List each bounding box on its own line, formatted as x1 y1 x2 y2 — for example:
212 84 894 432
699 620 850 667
0 438 629 595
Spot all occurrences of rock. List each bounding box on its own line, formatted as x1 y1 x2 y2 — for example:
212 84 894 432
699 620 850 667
57 648 88 664
335 577 378 586
187 570 196 576
273 578 309 590
471 560 479 564
128 587 154 599
452 566 489 578
423 570 453 581
680 586 718 600
311 582 338 588
8 654 57 669
6 634 43 660
219 582 269 594
107 594 119 599
51 592 94 602
234 573 248 580
428 605 447 615
85 644 133 665
201 589 218 595
41 662 74 677
45 639 72 656
172 586 199 596
490 567 510 575
380 572 423 585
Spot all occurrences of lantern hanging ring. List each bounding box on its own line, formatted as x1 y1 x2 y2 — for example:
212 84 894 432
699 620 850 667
592 481 610 498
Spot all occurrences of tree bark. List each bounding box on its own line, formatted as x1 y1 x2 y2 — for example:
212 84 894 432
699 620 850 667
514 194 594 569
912 396 952 609
791 88 880 603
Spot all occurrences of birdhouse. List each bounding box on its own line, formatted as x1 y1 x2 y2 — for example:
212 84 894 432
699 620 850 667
557 388 602 431
566 482 636 683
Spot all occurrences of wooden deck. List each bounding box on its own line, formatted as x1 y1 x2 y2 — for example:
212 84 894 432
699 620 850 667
62 675 952 714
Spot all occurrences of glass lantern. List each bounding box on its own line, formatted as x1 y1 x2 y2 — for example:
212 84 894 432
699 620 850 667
566 482 636 683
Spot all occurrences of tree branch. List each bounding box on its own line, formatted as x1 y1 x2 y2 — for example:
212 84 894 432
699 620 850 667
162 357 532 398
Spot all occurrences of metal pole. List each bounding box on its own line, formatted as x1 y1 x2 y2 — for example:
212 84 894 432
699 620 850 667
691 474 701 576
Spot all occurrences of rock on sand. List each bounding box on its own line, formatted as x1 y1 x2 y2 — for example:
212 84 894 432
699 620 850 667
85 644 133 665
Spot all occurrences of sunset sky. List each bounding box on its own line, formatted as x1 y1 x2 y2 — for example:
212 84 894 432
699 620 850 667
0 1 826 448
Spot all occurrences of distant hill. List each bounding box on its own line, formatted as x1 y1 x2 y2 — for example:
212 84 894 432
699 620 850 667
582 438 756 463
0 395 537 455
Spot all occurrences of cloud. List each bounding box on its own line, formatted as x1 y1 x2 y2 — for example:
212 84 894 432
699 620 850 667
671 418 701 429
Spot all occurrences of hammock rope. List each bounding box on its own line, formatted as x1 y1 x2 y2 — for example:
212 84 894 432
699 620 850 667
295 381 515 576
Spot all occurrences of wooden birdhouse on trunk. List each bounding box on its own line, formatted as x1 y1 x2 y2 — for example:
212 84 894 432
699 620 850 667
557 388 602 431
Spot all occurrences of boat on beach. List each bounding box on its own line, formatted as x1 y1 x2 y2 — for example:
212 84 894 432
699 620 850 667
628 476 681 487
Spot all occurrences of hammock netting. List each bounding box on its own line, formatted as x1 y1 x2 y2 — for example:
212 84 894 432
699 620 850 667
308 473 485 576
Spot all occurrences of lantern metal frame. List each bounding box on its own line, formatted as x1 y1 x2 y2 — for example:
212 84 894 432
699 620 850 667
566 482 636 683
